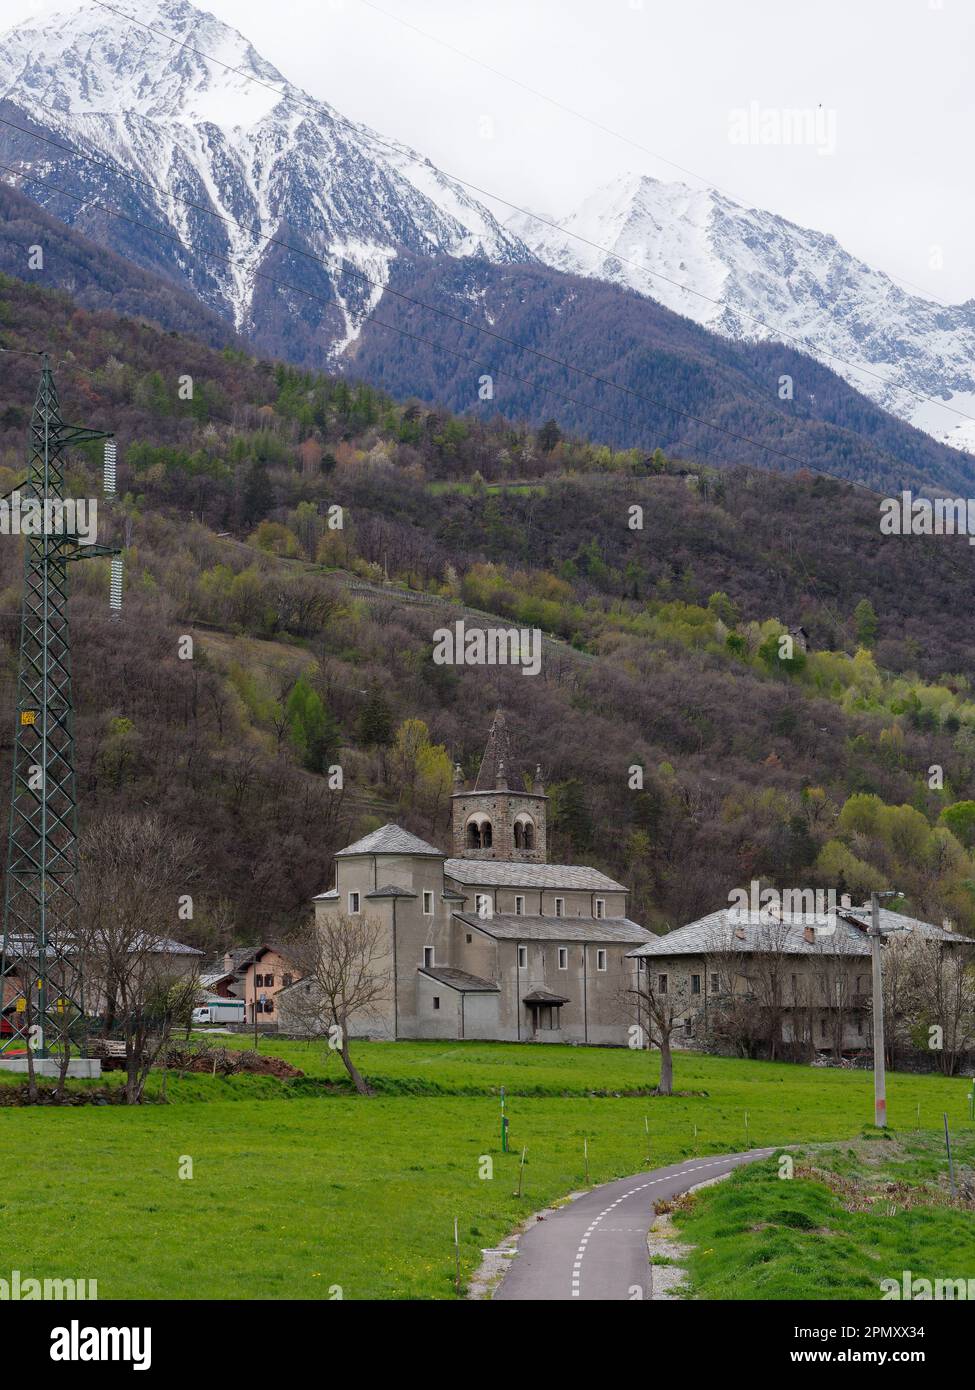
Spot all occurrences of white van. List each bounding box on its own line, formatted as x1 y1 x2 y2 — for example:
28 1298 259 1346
192 1000 246 1025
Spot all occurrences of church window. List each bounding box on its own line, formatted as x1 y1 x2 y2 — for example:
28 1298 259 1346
515 895 525 916
558 947 568 970
658 974 668 994
554 897 564 917
348 891 360 913
596 949 607 971
423 946 435 968
466 822 481 849
475 893 493 919
691 974 701 994
517 946 527 968
595 899 606 919
423 890 434 915
433 997 440 1011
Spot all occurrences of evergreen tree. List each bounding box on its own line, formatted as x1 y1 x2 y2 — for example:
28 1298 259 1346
358 682 393 747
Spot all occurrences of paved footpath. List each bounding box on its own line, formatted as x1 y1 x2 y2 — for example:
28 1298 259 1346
494 1148 775 1301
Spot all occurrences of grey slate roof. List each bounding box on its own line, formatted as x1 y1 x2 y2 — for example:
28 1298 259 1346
336 824 445 858
454 912 652 944
627 904 974 959
444 859 626 892
418 966 499 993
366 884 417 899
523 987 570 1005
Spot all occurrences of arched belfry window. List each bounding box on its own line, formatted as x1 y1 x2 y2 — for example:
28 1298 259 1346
514 813 535 851
466 814 493 849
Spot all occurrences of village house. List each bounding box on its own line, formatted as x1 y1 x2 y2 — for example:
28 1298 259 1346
277 710 653 1043
216 945 299 1026
627 905 974 1056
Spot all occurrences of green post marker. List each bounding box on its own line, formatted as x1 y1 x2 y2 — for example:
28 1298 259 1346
944 1113 956 1199
645 1114 651 1163
500 1086 509 1153
969 1081 974 1123
584 1136 590 1185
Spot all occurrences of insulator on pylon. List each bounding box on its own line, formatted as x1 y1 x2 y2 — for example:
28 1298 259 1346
109 555 123 614
103 439 117 499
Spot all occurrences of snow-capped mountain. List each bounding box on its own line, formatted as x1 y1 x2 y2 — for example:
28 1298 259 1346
0 0 529 358
508 173 975 453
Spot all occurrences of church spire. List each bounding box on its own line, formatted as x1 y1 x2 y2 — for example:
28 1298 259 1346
474 707 513 791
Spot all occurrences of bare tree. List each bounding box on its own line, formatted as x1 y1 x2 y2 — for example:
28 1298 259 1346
288 911 391 1096
881 932 975 1076
78 814 202 1103
623 960 693 1095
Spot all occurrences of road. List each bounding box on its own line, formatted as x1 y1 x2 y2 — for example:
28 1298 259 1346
493 1148 775 1301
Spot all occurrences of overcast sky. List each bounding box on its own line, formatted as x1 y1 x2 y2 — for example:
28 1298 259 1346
6 0 973 303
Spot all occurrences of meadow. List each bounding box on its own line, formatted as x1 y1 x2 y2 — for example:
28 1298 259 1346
0 1042 972 1299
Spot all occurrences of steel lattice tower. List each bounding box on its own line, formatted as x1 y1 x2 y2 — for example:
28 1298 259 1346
0 358 117 1060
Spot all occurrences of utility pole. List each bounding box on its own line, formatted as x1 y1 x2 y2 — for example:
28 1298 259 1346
0 357 119 1068
869 890 887 1128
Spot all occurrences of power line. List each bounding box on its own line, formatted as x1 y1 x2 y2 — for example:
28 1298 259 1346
1 154 839 476
354 0 950 308
83 0 975 435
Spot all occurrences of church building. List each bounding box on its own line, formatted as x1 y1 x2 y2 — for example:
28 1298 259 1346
279 710 653 1044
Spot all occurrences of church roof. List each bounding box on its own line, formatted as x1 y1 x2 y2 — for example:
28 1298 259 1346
475 707 514 790
454 912 651 943
419 966 499 993
335 824 444 858
445 859 626 892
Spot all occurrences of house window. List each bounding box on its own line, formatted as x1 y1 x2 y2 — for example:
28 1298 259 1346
515 895 525 916
554 897 564 917
283 974 293 988
596 949 607 971
465 934 472 944
423 890 434 915
518 946 527 968
658 974 668 995
423 946 435 968
254 974 263 988
691 974 701 995
433 996 440 1011
595 899 605 919
558 947 568 970
637 957 646 972
474 893 493 919
264 975 274 988
710 973 718 992
348 891 360 913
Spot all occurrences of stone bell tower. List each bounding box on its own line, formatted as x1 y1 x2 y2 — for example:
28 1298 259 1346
451 708 547 862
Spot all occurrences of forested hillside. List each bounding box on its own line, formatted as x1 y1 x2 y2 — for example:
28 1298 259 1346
2 272 975 945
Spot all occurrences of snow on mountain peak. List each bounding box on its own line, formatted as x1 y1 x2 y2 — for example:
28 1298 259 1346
514 171 975 452
0 0 529 345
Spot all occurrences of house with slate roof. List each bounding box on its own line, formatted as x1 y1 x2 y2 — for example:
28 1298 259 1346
627 904 974 1056
277 709 653 1043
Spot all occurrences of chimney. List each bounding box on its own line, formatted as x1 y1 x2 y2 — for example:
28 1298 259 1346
803 924 816 944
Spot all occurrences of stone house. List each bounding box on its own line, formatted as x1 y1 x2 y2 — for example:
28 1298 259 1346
627 905 973 1056
277 710 653 1043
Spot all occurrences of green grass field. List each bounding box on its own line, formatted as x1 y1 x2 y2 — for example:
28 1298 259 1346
674 1131 975 1300
0 1042 972 1299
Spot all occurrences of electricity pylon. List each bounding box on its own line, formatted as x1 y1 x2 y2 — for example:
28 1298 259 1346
0 357 119 1061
